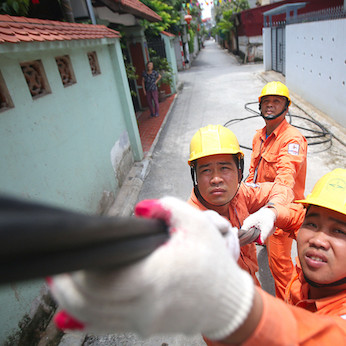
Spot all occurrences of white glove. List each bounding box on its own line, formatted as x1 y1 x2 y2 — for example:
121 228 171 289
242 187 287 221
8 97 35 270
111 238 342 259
241 206 277 245
202 209 240 260
49 197 254 340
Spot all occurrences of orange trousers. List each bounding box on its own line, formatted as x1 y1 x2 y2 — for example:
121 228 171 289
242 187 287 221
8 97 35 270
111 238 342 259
267 228 294 300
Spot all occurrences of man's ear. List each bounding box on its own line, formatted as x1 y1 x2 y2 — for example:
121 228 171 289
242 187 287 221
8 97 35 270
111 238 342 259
238 157 244 183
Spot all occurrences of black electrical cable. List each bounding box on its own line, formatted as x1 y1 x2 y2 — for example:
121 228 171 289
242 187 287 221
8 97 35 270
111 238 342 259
224 101 345 150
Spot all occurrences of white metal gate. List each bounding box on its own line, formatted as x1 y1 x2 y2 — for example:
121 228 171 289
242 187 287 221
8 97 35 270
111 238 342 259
271 26 286 75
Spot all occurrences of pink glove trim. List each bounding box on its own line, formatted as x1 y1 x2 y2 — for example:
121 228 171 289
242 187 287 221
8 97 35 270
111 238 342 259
54 310 85 330
254 235 264 245
135 199 171 225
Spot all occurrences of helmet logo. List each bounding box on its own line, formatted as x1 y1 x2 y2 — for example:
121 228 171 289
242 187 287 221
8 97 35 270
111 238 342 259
327 178 346 192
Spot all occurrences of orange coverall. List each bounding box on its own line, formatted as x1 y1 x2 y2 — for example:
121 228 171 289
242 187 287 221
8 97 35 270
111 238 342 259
188 181 304 286
246 119 308 299
205 262 346 345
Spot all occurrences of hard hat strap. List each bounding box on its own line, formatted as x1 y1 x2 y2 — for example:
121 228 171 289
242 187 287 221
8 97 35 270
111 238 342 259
304 274 346 288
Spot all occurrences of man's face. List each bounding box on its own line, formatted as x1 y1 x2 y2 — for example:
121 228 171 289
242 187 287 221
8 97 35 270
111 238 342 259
260 95 287 118
297 205 346 285
195 154 239 206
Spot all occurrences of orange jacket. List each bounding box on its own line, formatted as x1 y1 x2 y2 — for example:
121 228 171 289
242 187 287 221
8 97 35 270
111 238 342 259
241 288 346 345
285 259 346 317
205 269 346 346
240 260 346 345
187 183 304 282
246 119 307 200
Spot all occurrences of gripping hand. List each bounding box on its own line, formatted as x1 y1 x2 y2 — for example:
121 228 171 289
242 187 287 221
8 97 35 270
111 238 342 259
49 197 254 340
242 206 277 245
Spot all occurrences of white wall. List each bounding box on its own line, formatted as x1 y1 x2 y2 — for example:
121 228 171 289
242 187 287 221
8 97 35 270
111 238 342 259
173 37 185 71
263 27 272 70
238 35 264 61
286 19 346 127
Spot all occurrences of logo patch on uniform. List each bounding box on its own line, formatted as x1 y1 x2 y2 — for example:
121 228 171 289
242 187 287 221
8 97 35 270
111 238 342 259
288 143 300 155
245 182 260 188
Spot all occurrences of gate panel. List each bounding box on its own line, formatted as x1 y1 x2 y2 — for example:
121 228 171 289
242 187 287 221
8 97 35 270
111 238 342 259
271 28 277 71
277 26 285 75
271 26 286 75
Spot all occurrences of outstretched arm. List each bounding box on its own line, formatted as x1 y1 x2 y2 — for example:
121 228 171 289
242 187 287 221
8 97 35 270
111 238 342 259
48 197 345 344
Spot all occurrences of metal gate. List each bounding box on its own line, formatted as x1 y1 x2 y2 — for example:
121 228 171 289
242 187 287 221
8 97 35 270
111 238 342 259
147 36 166 59
271 26 286 75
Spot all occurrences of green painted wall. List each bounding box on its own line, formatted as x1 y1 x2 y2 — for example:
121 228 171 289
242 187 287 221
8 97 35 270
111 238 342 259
0 41 141 213
161 33 178 93
0 38 143 343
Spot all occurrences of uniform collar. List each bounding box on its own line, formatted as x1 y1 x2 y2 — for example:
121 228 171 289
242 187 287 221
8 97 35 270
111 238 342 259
294 258 346 311
259 118 289 141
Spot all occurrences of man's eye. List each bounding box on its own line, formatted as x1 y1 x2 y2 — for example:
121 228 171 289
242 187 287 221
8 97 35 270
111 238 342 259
302 221 317 229
333 228 346 236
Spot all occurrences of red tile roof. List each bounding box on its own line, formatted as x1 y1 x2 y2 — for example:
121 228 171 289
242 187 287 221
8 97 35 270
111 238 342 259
161 31 175 37
0 15 120 44
99 0 161 22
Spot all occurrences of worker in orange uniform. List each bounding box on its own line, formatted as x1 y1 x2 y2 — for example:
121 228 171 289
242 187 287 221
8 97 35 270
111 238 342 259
186 124 301 285
49 169 346 344
246 81 308 299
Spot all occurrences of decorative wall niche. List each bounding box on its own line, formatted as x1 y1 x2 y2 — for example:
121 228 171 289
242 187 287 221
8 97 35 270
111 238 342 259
0 70 14 112
20 60 51 99
55 55 76 87
87 51 101 76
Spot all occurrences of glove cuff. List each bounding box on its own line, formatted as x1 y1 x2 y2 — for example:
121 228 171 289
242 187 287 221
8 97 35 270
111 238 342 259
203 266 255 340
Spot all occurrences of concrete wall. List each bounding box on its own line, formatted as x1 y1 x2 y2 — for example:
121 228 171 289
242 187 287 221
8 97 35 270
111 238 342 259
173 37 185 71
0 37 142 343
161 33 178 93
286 19 346 127
263 27 272 70
0 39 141 213
238 35 263 61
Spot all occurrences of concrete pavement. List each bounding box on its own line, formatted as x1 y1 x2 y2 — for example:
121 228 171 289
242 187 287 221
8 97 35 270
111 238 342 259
57 39 345 345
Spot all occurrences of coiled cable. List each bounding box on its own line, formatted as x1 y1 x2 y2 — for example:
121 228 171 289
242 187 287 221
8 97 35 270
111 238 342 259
224 101 345 151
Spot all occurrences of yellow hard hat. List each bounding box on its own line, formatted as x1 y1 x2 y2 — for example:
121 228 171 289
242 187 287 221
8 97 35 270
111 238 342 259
188 124 244 165
259 81 291 106
296 168 346 215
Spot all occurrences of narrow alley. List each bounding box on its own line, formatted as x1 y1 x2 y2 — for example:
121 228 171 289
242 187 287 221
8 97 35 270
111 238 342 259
60 39 346 346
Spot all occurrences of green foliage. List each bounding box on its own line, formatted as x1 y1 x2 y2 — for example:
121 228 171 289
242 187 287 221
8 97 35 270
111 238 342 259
148 48 173 87
123 56 138 97
217 9 234 36
214 0 249 37
188 28 195 53
0 0 29 16
214 0 249 22
140 0 180 35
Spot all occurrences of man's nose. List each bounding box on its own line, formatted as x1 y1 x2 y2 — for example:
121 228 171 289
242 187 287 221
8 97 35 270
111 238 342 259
210 174 222 185
309 230 330 250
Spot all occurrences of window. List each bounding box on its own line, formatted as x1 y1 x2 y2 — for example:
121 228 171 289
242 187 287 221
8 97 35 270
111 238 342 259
87 51 101 76
0 70 14 112
20 60 51 99
55 55 76 87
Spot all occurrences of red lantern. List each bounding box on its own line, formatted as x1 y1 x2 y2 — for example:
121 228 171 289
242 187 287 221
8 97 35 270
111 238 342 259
184 14 192 26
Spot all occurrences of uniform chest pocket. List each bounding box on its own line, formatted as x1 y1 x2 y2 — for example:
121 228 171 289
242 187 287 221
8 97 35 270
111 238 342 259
261 152 277 181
